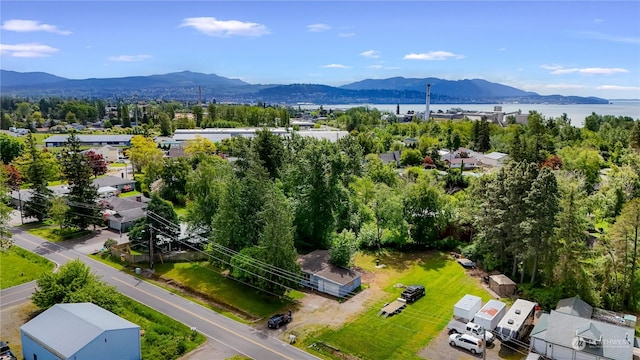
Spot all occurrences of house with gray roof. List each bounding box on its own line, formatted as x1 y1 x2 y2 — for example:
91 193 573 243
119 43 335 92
20 302 141 360
45 134 133 147
297 250 361 299
530 309 634 360
93 175 136 192
102 196 148 232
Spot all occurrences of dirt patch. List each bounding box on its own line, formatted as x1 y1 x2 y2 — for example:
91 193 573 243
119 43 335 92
0 302 41 359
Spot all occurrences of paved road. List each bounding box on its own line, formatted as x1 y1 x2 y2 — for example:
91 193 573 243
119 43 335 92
6 227 320 360
0 281 37 308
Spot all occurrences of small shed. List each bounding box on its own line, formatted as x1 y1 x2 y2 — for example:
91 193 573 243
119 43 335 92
298 250 361 299
489 274 517 297
20 302 141 360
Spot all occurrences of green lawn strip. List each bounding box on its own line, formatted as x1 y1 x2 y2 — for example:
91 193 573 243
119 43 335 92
153 261 294 319
27 226 91 242
0 246 54 289
117 296 206 359
110 163 126 168
90 254 298 322
119 190 142 198
308 251 491 360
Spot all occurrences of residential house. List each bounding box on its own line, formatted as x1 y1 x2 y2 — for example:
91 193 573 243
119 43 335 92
103 196 148 232
482 152 509 167
529 297 636 360
93 175 136 193
45 134 133 147
20 302 141 360
403 137 418 147
444 157 478 170
378 150 402 166
530 310 633 360
298 250 362 298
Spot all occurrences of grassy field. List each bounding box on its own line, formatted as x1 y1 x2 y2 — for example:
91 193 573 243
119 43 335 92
27 226 91 242
153 261 302 319
0 246 54 289
91 253 301 321
305 251 492 360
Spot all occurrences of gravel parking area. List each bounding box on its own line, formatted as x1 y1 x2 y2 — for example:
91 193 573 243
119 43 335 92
418 329 526 360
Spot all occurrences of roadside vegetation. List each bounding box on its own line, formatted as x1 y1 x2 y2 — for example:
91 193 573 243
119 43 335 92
0 246 53 289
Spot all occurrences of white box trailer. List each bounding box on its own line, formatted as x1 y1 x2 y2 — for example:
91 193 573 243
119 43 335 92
453 294 482 322
473 299 507 331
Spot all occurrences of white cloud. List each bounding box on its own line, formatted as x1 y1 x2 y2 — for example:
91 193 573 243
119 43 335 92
579 31 640 44
1 19 71 35
367 65 399 70
338 32 355 37
551 67 628 75
596 85 640 91
180 17 269 37
307 23 331 32
593 18 605 24
403 51 464 60
540 64 563 70
108 54 152 62
498 47 506 52
368 65 383 69
322 64 348 69
0 43 59 57
360 50 380 59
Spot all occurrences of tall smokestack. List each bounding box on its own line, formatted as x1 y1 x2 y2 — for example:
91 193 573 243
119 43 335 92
425 83 431 121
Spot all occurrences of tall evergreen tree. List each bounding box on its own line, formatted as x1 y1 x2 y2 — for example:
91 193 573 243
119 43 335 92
60 134 100 230
121 104 131 128
630 120 640 151
522 167 560 284
23 134 52 222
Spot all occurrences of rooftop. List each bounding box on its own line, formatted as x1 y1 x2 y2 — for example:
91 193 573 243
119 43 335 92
20 303 139 359
298 250 361 286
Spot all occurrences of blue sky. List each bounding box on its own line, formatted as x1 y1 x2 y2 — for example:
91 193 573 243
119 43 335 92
1 1 639 99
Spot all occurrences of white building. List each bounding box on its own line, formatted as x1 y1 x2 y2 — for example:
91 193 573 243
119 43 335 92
481 152 509 167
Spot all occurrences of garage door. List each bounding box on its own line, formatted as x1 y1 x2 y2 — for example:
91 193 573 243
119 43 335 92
550 344 574 360
575 351 597 360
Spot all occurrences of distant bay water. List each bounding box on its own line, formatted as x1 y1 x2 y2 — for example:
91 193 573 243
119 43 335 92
301 101 640 127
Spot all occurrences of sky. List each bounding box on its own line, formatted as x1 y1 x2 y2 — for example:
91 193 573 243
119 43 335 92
1 1 639 99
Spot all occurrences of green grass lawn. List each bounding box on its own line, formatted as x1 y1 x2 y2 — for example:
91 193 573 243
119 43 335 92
27 226 91 242
91 253 301 321
0 246 54 289
153 261 300 319
109 163 126 168
173 204 188 219
305 251 492 360
119 190 142 198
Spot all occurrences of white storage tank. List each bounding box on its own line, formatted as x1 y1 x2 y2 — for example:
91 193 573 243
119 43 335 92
473 299 507 330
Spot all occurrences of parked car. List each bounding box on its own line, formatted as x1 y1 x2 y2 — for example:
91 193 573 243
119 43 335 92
400 285 425 303
267 310 292 329
449 333 484 355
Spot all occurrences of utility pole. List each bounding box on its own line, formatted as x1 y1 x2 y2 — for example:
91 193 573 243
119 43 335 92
17 189 24 224
149 225 154 269
482 326 486 360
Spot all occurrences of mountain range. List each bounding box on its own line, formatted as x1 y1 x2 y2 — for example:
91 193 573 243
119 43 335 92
0 70 609 105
